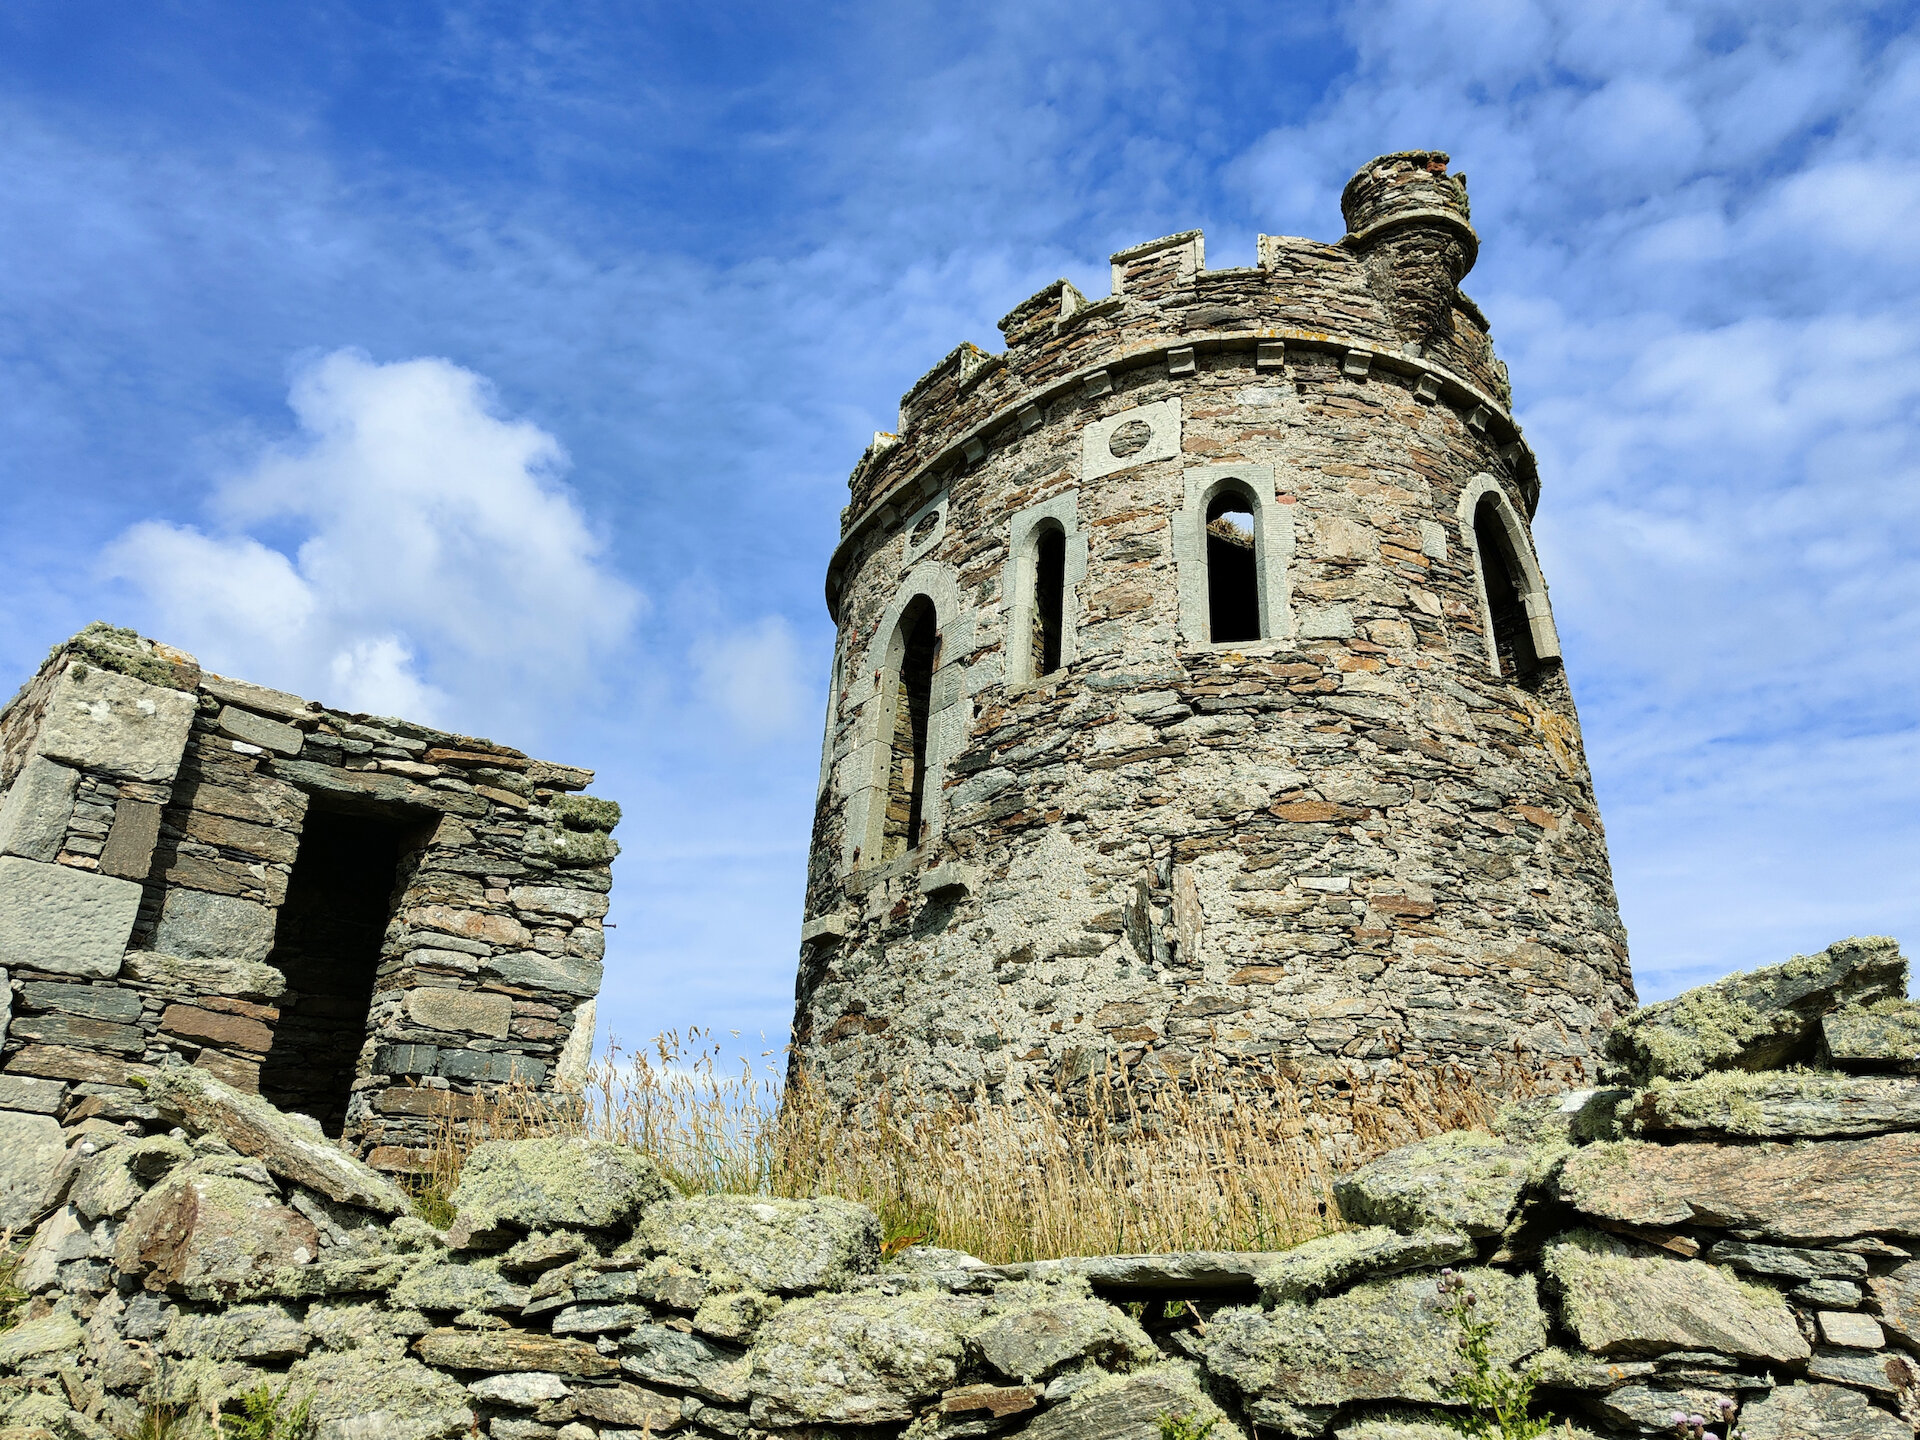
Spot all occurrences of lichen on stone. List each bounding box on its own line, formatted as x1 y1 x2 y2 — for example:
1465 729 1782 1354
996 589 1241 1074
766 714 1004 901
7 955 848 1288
553 793 622 832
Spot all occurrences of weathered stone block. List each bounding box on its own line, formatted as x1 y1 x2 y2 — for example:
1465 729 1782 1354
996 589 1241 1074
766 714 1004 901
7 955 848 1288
1625 1071 1920 1139
436 1049 546 1084
1557 1133 1920 1242
289 1350 474 1440
215 705 304 756
1022 1364 1240 1440
150 887 279 962
0 1108 67 1228
0 1073 66 1114
393 1257 532 1314
1542 1230 1808 1363
142 1065 410 1213
99 796 164 879
570 1382 682 1430
20 979 142 1023
0 756 78 861
637 1194 880 1294
405 986 513 1038
510 884 611 921
161 1003 273 1052
621 1323 752 1401
1205 1268 1545 1434
1604 937 1907 1084
0 1312 85 1370
1333 1131 1533 1236
1818 1310 1884 1348
1254 1226 1476 1305
484 950 604 997
746 1291 982 1424
450 1136 674 1232
1866 1259 1919 1345
33 660 196 781
0 855 142 977
1738 1382 1910 1440
1707 1239 1867 1282
1824 999 1920 1073
121 950 287 999
972 1295 1157 1382
115 1165 321 1298
8 1009 146 1053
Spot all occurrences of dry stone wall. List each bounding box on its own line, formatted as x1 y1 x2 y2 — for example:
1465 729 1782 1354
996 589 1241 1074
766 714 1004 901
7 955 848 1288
2 937 1917 1440
0 625 619 1178
796 151 1630 1115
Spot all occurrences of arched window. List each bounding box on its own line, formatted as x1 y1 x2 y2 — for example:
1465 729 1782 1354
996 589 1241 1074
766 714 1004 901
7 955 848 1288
1472 495 1541 681
884 597 940 859
1206 488 1260 643
1029 522 1066 678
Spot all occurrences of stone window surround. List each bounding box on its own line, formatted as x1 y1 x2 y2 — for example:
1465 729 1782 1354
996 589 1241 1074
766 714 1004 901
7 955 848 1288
1173 462 1296 648
842 560 972 875
1000 489 1089 689
1457 472 1561 676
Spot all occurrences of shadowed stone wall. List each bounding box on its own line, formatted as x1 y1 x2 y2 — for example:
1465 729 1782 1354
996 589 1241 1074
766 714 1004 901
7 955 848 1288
0 624 618 1174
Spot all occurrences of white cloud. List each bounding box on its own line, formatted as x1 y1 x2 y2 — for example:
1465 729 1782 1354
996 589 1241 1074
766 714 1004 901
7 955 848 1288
690 615 812 742
102 348 640 727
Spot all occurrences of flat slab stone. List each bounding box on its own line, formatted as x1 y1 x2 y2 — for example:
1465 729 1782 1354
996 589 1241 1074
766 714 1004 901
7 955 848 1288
972 1296 1156 1383
1205 1267 1546 1435
0 756 79 862
1542 1230 1808 1363
1254 1226 1476 1305
142 1064 409 1214
1707 1240 1867 1282
121 951 287 999
1333 1131 1533 1236
0 1109 66 1228
290 1350 475 1440
0 856 142 978
1019 1364 1240 1440
150 887 279 963
0 1074 66 1115
747 1291 984 1425
1604 936 1907 1084
1625 1072 1920 1139
33 660 197 782
415 1327 618 1376
1866 1259 1919 1345
1738 1382 1910 1440
1818 1310 1885 1348
1824 1000 1920 1073
1556 1132 1920 1242
992 1250 1274 1295
621 1322 752 1402
637 1193 879 1293
1807 1347 1915 1395
450 1136 674 1232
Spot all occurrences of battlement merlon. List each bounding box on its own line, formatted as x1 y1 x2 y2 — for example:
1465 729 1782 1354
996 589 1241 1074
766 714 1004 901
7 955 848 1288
830 150 1530 617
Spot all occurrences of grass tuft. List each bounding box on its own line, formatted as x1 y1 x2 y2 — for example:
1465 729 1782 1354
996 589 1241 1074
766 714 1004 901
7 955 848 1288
405 1030 1543 1263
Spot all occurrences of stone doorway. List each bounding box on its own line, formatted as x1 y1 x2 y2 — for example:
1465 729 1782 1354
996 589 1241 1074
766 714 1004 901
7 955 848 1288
257 804 423 1136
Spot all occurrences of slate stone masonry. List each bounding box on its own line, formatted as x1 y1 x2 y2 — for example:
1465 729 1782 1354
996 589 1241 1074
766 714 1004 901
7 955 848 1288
0 623 617 1171
795 150 1633 1114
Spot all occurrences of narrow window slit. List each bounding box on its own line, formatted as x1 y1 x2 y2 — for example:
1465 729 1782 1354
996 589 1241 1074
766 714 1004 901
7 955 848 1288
1031 523 1066 678
1206 491 1260 643
1474 497 1540 682
884 598 939 859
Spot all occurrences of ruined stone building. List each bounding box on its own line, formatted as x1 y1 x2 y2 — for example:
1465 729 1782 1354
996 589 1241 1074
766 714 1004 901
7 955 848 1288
0 624 617 1172
793 151 1635 1106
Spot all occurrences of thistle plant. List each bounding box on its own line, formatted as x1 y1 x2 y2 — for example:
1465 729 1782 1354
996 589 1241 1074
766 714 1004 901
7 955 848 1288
1432 1268 1557 1440
1670 1398 1741 1440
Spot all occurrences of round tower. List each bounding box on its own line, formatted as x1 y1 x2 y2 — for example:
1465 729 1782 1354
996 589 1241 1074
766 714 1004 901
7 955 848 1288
793 151 1633 1117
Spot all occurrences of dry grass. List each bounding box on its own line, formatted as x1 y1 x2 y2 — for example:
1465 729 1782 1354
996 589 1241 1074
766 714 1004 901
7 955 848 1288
409 1030 1554 1263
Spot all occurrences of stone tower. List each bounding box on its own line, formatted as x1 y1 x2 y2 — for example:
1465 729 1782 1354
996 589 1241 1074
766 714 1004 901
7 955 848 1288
793 151 1633 1113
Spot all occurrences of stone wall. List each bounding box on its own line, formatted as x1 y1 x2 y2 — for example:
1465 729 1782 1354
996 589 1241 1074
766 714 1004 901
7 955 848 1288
3 937 1916 1440
0 625 619 1176
795 150 1630 1115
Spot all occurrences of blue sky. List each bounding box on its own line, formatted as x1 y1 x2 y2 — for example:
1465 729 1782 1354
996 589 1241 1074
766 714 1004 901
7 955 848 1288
4 1 1918 1055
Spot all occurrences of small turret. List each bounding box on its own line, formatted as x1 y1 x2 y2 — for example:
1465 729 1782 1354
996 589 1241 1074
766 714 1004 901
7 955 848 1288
1340 150 1478 355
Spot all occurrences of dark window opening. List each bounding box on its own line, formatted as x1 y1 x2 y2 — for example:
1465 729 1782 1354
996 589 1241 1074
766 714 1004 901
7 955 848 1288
258 806 417 1136
883 598 939 860
1206 492 1260 643
1031 525 1066 678
1474 498 1540 681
